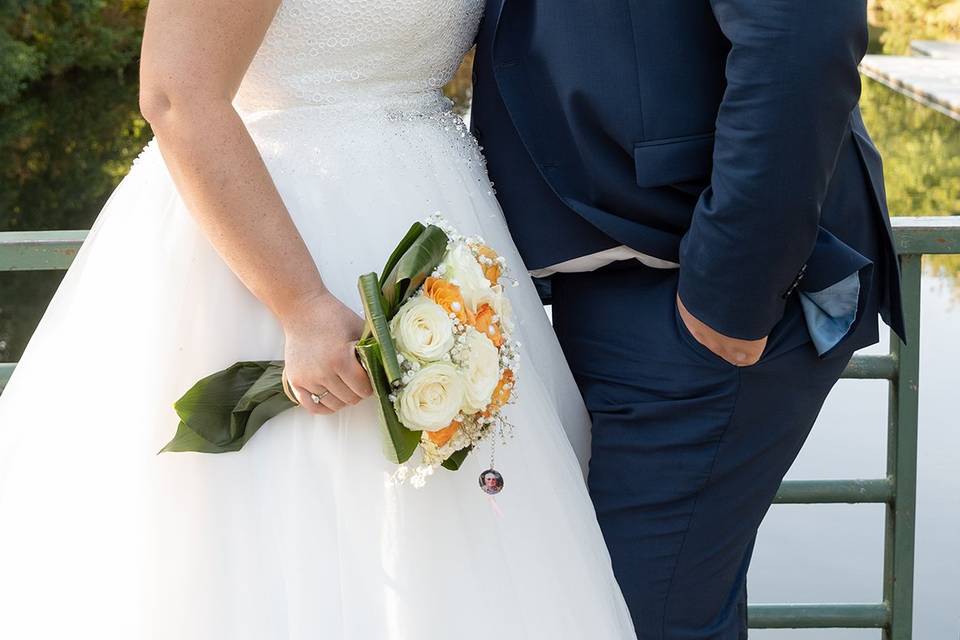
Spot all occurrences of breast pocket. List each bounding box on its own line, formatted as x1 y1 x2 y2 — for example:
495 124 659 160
633 132 714 189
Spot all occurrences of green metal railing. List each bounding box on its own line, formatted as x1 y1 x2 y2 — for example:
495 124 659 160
759 216 959 639
1 217 959 638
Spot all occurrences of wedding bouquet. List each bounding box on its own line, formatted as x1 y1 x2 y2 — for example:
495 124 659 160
160 216 519 486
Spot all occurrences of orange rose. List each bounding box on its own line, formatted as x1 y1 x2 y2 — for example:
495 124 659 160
423 276 473 324
476 245 501 285
428 420 460 447
484 369 514 415
473 303 504 347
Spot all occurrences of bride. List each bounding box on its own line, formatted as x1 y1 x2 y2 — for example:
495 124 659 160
0 0 638 638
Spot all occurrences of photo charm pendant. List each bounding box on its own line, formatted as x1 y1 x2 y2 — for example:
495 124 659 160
479 468 504 495
480 435 504 496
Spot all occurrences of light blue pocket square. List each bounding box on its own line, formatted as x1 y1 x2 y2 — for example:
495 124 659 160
799 272 861 356
796 227 873 357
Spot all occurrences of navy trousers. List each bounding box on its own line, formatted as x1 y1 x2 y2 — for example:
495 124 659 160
551 262 878 639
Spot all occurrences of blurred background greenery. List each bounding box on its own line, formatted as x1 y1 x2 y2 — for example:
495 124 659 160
869 0 960 53
0 0 147 107
0 1 958 363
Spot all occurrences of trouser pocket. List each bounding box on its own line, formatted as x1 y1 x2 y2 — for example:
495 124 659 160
672 276 812 370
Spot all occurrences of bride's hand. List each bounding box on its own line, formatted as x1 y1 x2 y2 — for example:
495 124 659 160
279 290 373 414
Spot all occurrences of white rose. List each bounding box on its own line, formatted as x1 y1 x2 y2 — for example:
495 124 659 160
390 296 455 362
461 327 501 413
441 243 491 313
395 363 466 432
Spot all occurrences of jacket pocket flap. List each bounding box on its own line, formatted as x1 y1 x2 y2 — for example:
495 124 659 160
634 133 714 188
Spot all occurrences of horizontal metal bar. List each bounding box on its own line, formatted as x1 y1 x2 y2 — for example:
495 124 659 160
0 217 956 273
748 603 891 629
842 353 897 380
891 216 960 255
0 230 87 271
774 478 894 504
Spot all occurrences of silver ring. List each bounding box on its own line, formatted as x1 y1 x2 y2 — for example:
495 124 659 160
309 390 329 405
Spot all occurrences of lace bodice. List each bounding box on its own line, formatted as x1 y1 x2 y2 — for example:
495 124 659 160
234 0 484 112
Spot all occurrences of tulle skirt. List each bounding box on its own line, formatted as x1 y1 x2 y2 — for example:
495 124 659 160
0 94 636 639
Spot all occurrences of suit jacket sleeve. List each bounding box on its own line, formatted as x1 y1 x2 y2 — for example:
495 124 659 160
677 0 869 340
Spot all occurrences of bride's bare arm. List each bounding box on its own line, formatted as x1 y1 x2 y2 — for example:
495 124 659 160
139 0 371 413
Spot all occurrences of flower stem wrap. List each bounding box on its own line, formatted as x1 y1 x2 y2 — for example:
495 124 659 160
159 361 295 454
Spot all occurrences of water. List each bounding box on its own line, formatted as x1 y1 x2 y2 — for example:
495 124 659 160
747 66 960 640
751 280 960 639
0 68 957 637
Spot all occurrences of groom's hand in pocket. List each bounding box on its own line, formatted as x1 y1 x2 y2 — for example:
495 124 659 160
676 294 768 367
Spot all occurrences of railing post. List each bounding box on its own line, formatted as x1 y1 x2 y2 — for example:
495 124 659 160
883 254 922 640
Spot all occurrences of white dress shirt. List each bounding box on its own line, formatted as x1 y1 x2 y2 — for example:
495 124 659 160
529 245 679 278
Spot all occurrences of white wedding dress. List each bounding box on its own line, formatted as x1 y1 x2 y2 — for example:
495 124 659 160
0 1 637 638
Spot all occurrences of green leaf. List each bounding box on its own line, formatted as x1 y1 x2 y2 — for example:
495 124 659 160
380 224 449 315
172 361 271 446
356 337 420 464
441 446 473 471
230 383 296 447
358 272 402 384
158 421 230 454
378 222 426 289
360 221 427 343
159 360 296 454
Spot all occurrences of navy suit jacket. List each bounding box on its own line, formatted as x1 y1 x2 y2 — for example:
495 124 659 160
472 0 905 345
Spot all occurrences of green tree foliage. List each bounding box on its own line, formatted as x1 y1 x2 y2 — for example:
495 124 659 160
869 0 960 54
0 0 147 105
860 76 960 291
0 71 151 232
444 49 474 115
0 71 152 362
860 78 960 218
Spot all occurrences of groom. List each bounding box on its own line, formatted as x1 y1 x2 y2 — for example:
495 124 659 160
472 1 905 638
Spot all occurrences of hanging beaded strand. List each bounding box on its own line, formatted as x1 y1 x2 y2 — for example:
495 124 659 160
479 423 504 496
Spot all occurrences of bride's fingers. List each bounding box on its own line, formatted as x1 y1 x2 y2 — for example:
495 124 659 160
318 375 361 408
317 389 347 412
341 346 373 398
292 383 334 415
